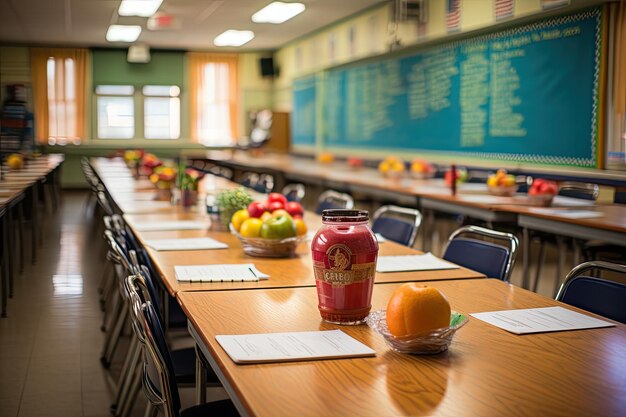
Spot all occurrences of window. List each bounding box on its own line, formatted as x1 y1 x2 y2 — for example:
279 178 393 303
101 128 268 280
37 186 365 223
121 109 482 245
94 84 180 139
197 63 232 145
143 85 180 139
188 53 239 146
47 57 78 145
95 85 135 139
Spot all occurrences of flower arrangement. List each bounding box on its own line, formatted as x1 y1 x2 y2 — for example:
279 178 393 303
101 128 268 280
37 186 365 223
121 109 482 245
123 149 144 177
179 168 205 191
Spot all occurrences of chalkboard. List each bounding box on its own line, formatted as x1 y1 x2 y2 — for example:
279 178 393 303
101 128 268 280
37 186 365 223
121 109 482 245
291 75 317 147
297 8 604 168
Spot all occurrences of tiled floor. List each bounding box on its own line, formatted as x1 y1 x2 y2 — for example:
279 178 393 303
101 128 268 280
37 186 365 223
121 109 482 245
0 190 568 417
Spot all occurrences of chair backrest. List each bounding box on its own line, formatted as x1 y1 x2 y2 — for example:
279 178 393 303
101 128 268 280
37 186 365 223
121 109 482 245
282 183 305 203
556 261 626 323
315 190 354 215
558 181 599 201
97 191 115 216
254 173 274 193
443 225 519 281
614 189 626 205
240 172 259 189
126 273 181 417
372 205 422 247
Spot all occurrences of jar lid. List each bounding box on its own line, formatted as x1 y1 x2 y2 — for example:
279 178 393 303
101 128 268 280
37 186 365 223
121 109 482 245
322 209 369 223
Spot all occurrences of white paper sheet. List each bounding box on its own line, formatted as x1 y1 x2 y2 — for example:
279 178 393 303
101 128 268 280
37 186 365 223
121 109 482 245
376 253 459 273
111 192 157 201
145 237 227 251
121 201 173 214
470 306 615 334
216 330 376 364
527 208 604 219
174 264 269 282
132 221 208 231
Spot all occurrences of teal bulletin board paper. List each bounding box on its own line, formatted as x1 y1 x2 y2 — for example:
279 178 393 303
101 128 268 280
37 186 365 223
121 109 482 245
292 75 317 146
304 8 603 168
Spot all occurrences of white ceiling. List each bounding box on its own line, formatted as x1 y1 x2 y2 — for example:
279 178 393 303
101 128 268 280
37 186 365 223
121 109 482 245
0 0 386 51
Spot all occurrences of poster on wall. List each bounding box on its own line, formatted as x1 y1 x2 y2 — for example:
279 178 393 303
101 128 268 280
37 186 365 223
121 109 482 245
446 0 461 32
495 0 514 21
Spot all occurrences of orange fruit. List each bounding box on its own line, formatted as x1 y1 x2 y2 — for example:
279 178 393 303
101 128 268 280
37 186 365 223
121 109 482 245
240 218 263 238
386 284 451 337
231 209 250 232
294 218 307 236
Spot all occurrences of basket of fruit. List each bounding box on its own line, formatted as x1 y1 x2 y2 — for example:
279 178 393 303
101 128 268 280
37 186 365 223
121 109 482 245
528 179 557 206
410 159 435 179
230 193 308 258
379 156 406 179
487 169 518 196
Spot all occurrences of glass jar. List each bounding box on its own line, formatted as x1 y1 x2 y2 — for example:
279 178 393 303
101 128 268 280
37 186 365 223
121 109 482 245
311 209 379 324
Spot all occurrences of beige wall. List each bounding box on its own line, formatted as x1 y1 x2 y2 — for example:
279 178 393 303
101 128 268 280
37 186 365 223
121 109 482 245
272 0 561 112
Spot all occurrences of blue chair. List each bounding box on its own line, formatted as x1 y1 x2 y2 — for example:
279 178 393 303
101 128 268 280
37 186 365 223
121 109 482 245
282 183 305 203
126 274 239 417
254 173 274 193
315 190 354 215
443 225 519 281
556 261 626 324
372 205 422 247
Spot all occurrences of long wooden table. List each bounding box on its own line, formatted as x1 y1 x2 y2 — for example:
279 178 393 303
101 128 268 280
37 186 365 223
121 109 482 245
91 157 485 297
180 279 626 417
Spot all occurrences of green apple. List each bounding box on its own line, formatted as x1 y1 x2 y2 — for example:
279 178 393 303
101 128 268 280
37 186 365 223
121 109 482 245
260 214 296 239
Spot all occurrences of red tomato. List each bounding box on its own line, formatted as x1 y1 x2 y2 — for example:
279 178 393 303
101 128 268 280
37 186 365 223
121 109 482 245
268 193 288 205
268 201 284 212
285 202 304 217
247 201 267 218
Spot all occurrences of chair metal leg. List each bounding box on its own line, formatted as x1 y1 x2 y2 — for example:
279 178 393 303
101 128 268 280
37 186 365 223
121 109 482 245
521 227 530 289
101 301 127 367
112 337 141 414
555 236 567 297
30 186 37 264
1 214 9 317
118 361 142 417
6 209 14 298
17 203 24 274
196 345 207 405
532 242 546 293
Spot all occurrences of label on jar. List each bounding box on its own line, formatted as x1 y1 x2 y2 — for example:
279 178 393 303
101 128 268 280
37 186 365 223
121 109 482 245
313 244 376 287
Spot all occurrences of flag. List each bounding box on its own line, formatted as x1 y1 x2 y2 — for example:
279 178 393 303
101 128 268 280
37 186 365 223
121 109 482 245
495 0 514 20
446 0 461 32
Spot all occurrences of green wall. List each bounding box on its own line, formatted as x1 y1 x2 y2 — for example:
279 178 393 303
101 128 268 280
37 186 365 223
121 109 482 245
92 49 185 86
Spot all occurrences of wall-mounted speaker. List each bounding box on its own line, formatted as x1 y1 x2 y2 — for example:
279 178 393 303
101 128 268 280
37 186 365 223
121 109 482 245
259 57 277 78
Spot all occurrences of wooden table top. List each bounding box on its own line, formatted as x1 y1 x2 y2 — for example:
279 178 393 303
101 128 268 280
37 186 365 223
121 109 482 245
179 279 626 417
498 203 626 233
124 210 484 296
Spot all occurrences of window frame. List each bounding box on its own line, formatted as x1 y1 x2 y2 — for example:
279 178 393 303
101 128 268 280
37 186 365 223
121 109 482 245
91 83 185 142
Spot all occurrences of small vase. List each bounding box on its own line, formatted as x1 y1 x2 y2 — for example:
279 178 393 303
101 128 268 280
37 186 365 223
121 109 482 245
181 189 198 208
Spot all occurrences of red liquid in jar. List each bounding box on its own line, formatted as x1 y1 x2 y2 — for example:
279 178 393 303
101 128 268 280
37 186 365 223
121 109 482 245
311 211 378 324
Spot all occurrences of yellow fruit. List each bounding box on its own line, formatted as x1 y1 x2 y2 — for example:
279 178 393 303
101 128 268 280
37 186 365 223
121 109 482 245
317 152 334 164
240 218 263 238
502 175 516 187
260 211 272 222
231 209 250 232
294 218 307 236
378 161 390 173
487 176 498 187
6 154 24 170
386 284 451 337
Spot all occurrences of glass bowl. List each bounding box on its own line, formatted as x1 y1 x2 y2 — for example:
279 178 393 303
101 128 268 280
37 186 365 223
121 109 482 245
488 184 518 197
230 224 304 258
365 309 468 354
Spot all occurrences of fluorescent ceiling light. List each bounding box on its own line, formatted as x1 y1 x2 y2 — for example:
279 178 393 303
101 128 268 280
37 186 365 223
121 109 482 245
106 25 142 42
119 0 163 17
214 30 255 47
252 2 305 24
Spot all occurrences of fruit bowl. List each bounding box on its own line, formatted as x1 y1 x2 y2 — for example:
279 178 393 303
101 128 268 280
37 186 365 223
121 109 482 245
527 193 555 207
488 184 518 197
230 224 304 258
365 309 468 354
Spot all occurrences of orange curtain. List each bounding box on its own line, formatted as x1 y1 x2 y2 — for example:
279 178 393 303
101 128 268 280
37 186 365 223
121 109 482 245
30 48 87 144
615 1 626 117
188 52 239 144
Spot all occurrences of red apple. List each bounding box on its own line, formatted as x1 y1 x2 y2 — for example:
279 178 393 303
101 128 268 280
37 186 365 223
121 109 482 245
247 201 267 218
285 201 304 218
347 157 364 168
268 201 284 212
268 193 288 206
